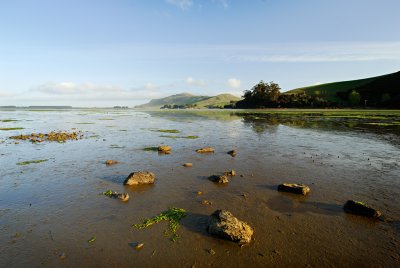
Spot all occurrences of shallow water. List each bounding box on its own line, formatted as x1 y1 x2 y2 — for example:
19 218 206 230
0 109 399 267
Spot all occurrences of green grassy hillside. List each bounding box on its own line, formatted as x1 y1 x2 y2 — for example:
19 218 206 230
135 93 210 108
193 94 241 108
286 71 400 105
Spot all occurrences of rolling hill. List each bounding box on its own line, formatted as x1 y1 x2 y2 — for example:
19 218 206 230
285 71 400 106
135 93 241 109
135 93 209 108
193 94 241 108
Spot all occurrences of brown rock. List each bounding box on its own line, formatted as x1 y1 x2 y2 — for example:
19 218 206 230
227 150 237 157
124 171 155 185
343 200 382 218
226 170 236 176
183 163 193 167
158 145 171 154
207 210 253 244
208 175 229 184
196 147 215 153
116 193 130 202
277 183 310 195
105 159 118 165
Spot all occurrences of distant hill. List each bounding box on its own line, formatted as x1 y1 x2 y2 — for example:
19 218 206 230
285 71 400 107
135 93 241 109
135 93 209 108
194 94 241 108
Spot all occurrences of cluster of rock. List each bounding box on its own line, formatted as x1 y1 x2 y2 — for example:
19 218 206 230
276 182 382 219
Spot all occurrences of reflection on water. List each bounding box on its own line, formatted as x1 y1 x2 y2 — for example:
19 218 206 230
0 109 399 267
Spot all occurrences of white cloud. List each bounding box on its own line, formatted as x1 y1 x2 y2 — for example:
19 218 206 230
165 0 193 10
30 82 164 101
0 89 13 97
227 78 241 89
32 82 123 95
186 77 206 87
215 0 228 8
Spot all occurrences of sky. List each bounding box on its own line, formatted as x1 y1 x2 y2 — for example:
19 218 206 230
0 0 399 107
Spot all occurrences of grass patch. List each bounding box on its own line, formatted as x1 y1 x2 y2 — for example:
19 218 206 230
98 118 114 120
17 159 48 165
143 146 159 151
109 144 125 149
155 129 181 133
132 207 187 241
160 135 199 139
0 119 18 122
0 127 24 131
76 122 95 125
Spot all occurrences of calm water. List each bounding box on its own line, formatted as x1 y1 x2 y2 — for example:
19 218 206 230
0 109 399 267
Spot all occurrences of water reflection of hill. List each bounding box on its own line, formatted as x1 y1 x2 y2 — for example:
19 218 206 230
145 109 400 146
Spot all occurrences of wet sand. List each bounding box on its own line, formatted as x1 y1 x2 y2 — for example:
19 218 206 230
0 109 399 267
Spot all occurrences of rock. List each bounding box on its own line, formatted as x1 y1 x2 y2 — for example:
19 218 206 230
134 243 144 250
183 163 193 167
227 150 237 157
196 147 215 153
202 200 212 205
277 183 310 195
158 145 171 154
208 175 229 184
105 159 118 165
124 171 155 185
208 249 216 255
207 210 253 244
116 193 130 202
343 200 382 218
197 191 203 195
226 170 236 176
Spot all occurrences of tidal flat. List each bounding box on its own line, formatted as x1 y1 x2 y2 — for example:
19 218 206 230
0 108 399 267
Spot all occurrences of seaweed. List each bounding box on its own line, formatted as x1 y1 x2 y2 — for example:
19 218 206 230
143 147 159 151
0 127 24 131
17 159 48 165
87 236 96 244
154 129 180 133
160 135 199 139
132 207 187 241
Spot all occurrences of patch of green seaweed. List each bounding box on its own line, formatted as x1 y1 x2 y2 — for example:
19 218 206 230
0 127 24 131
17 159 48 165
132 207 187 241
143 146 159 151
160 135 199 139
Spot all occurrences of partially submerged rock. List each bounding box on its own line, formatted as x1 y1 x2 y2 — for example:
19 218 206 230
158 145 171 154
103 190 130 202
183 163 193 167
196 147 215 153
343 200 382 218
225 170 236 177
227 150 237 157
207 210 253 244
277 183 310 195
124 171 155 185
208 175 229 184
105 159 118 165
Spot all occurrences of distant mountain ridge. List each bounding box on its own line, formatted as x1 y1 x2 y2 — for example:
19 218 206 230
135 93 241 108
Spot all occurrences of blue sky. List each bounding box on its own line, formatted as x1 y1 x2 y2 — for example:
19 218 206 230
0 0 399 106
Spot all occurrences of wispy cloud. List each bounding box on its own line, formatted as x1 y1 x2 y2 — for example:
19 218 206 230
0 89 14 98
186 77 206 87
31 82 164 101
215 0 228 8
165 0 193 10
232 42 400 63
227 78 241 89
